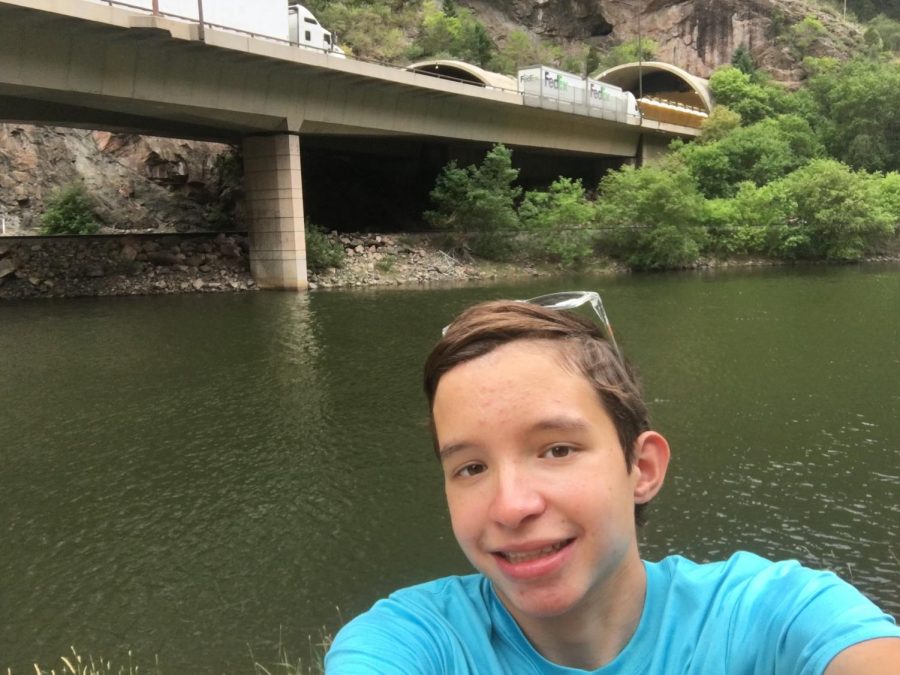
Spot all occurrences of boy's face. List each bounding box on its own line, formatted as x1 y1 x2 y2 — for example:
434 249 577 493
432 339 653 624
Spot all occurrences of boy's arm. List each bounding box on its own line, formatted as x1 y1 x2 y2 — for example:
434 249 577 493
824 637 900 675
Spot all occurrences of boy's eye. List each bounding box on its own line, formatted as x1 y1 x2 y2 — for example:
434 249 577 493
542 445 575 459
457 462 486 477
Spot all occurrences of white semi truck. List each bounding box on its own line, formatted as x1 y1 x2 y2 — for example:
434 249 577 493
90 0 344 54
287 3 345 55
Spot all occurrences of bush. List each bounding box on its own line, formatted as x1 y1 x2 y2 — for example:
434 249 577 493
798 58 900 172
489 30 563 74
773 159 895 260
519 177 595 267
595 164 707 269
702 196 768 257
407 2 494 66
596 37 658 71
305 223 345 273
677 114 822 198
41 183 100 235
708 66 791 124
425 144 521 260
698 106 742 144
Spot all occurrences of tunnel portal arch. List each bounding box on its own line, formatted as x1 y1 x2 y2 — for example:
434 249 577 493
597 61 713 113
405 59 517 91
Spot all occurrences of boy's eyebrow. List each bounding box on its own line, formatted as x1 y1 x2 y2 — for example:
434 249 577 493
529 416 591 433
438 442 473 462
439 417 590 461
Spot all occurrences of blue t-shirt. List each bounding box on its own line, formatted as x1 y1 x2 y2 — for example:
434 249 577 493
325 552 900 674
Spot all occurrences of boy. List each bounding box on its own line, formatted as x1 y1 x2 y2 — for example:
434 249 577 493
325 292 900 673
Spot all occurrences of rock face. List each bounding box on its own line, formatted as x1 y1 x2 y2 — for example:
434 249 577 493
0 124 241 235
466 0 863 82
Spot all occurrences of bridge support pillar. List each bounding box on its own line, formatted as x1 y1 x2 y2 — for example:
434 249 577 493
243 134 307 290
636 134 671 166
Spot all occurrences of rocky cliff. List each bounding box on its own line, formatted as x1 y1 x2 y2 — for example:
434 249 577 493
0 124 240 236
466 0 863 82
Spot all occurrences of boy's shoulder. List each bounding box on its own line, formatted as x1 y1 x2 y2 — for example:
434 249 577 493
325 574 510 674
326 554 900 674
637 551 899 673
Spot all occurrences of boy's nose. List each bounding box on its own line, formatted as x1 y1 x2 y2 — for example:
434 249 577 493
487 465 546 529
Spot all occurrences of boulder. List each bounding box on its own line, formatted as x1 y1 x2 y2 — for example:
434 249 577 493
0 257 18 278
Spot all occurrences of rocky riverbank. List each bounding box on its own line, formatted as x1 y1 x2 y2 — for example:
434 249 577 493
308 232 550 289
0 233 254 300
0 231 554 300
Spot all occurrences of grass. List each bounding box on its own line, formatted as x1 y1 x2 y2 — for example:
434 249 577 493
25 647 160 675
250 630 332 675
20 629 333 675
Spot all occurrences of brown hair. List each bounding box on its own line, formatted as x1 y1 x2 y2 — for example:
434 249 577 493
424 300 653 522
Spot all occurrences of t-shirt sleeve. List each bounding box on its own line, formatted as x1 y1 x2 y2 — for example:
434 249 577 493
324 598 449 674
736 558 900 675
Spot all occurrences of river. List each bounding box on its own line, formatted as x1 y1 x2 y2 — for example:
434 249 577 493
1 264 898 673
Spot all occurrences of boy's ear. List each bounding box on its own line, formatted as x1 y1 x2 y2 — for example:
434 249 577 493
632 431 670 504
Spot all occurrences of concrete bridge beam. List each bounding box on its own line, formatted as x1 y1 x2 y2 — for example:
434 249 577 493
242 133 307 290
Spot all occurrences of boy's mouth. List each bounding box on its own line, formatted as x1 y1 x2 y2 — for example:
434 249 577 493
497 539 574 564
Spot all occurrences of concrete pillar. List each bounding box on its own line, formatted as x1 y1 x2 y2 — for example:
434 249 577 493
637 134 671 166
242 134 307 290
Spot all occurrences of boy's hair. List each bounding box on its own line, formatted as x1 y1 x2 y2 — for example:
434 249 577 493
424 299 653 523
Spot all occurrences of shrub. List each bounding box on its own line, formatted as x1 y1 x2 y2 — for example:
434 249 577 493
708 66 791 124
408 2 495 67
41 183 100 235
799 58 900 172
519 177 595 267
698 106 742 144
770 160 895 260
595 164 707 269
489 30 563 74
305 223 345 273
702 196 767 257
790 15 826 57
872 171 900 231
596 37 658 71
425 144 521 260
677 114 822 198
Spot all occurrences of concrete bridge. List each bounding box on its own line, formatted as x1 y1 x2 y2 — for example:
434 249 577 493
0 0 706 289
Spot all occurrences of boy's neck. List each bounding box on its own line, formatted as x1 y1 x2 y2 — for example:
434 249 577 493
511 549 648 670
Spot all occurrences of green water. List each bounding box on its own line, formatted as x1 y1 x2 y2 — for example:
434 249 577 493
1 264 898 673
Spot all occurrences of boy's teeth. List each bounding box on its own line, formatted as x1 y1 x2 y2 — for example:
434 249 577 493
503 541 565 563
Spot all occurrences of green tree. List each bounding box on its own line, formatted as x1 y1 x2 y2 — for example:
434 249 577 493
410 3 495 66
595 164 708 269
866 14 900 51
771 159 895 259
597 38 658 70
677 114 823 198
697 106 742 144
519 177 595 267
790 15 826 57
489 30 561 74
798 57 900 172
731 45 756 76
585 46 600 76
425 144 521 259
708 66 791 124
41 183 100 235
871 171 900 229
